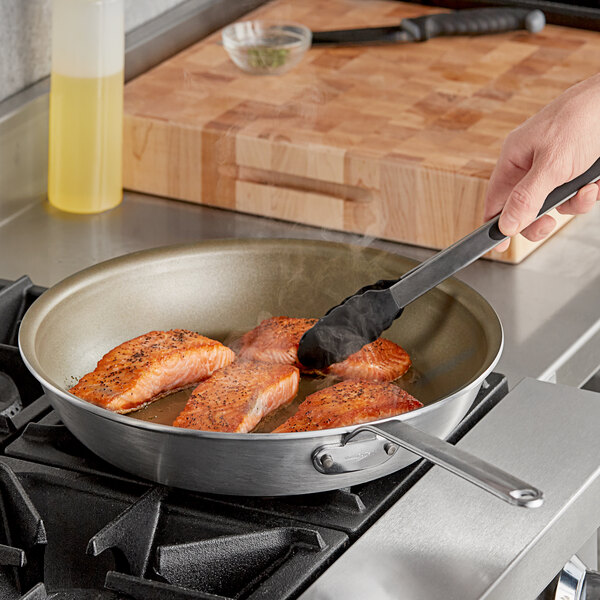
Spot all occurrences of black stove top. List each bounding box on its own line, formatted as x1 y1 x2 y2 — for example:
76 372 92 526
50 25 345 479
0 277 509 600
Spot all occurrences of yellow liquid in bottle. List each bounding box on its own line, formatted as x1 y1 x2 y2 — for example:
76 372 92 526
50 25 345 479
48 71 123 214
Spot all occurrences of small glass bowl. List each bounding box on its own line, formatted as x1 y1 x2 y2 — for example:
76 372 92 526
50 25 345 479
222 21 312 75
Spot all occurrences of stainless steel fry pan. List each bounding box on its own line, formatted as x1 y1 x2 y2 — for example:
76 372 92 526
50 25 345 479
19 239 528 501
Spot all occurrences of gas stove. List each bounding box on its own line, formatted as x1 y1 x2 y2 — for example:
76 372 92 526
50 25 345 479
0 276 509 600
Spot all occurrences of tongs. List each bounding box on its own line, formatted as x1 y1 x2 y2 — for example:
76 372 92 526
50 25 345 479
298 158 600 369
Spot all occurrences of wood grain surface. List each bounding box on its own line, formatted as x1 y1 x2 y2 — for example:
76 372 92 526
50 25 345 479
123 0 600 263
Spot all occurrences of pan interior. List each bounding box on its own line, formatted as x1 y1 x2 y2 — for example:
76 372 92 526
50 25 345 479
22 240 502 426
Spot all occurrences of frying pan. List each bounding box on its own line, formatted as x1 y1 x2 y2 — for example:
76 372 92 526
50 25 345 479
18 239 534 503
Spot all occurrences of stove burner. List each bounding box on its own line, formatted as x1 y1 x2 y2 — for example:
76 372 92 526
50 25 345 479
0 374 23 419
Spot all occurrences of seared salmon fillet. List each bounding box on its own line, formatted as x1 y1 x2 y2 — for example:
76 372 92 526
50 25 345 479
173 361 299 433
326 338 411 382
238 316 317 366
239 316 410 381
273 380 422 432
70 330 235 414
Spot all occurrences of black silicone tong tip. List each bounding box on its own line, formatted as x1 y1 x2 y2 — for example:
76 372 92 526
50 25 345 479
298 280 403 369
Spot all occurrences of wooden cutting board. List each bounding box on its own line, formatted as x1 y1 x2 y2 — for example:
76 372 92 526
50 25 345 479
123 0 600 263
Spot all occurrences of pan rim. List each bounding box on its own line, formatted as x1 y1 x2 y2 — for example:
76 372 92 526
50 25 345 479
19 238 504 440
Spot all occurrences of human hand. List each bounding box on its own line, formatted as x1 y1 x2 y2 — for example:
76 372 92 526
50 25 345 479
484 74 600 252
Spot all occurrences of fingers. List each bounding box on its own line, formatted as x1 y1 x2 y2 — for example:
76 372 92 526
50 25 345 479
521 214 557 242
497 161 563 237
492 180 598 249
484 169 519 221
495 239 511 253
496 183 599 246
556 182 600 215
484 152 529 222
495 214 557 252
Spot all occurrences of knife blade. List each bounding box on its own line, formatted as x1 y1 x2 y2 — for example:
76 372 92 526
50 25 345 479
311 7 545 46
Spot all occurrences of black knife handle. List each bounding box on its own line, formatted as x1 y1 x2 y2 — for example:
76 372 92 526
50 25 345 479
402 8 545 42
311 25 403 45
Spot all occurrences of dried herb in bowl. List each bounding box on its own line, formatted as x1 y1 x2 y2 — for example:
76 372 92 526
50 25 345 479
246 46 290 70
222 21 311 75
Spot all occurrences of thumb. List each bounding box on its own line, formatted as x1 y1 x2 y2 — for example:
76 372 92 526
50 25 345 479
498 160 563 237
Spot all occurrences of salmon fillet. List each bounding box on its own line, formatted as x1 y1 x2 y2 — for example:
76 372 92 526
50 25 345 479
70 330 235 414
237 316 317 366
173 361 300 433
326 338 411 382
238 316 410 381
273 380 423 432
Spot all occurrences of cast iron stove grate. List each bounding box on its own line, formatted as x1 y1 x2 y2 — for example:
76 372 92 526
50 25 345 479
0 278 50 447
0 277 509 599
0 457 346 600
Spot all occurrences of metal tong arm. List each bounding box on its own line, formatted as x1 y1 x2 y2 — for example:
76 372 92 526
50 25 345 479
389 157 600 310
351 421 544 508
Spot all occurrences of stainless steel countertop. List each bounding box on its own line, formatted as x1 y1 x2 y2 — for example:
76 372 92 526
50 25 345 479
1 0 598 391
0 189 598 389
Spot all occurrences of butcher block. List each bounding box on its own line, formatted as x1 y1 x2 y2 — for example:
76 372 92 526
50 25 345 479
123 0 600 263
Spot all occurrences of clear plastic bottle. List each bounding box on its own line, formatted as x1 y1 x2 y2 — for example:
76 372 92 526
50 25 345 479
48 0 124 214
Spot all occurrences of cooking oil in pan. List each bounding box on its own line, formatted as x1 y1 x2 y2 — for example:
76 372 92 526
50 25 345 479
129 374 335 430
130 387 193 426
129 367 421 432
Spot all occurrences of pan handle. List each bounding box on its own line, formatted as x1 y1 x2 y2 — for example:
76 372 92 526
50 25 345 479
315 420 544 508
